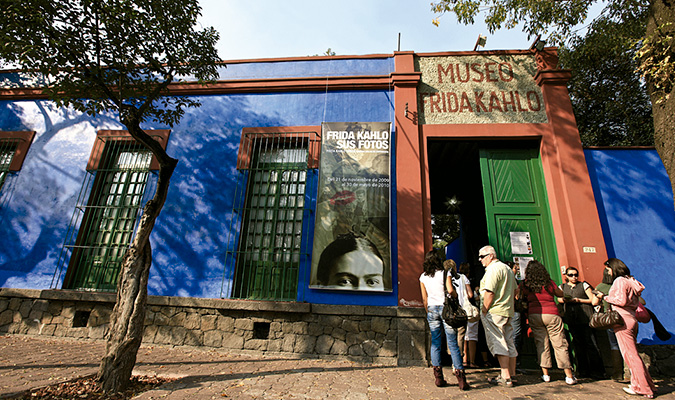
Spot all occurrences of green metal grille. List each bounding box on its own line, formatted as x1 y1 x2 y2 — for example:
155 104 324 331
0 139 18 194
55 137 153 292
225 132 317 301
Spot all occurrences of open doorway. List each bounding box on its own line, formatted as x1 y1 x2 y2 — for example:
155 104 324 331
427 138 541 264
427 138 542 369
428 140 486 266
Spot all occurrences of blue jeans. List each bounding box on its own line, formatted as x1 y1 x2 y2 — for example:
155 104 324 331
427 305 464 369
607 328 619 350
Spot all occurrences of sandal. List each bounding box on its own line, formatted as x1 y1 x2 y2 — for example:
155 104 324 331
488 376 514 387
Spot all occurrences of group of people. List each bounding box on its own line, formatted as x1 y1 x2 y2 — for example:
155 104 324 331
419 245 657 398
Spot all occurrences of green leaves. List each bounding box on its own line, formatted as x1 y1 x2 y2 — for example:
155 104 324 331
636 21 675 104
431 0 619 45
0 0 221 127
560 12 654 146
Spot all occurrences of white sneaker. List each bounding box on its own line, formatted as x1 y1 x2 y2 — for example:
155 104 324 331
542 375 551 382
565 376 578 385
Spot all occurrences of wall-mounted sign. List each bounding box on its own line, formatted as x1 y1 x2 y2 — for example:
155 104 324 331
417 54 548 125
513 256 534 280
510 231 533 255
310 122 392 292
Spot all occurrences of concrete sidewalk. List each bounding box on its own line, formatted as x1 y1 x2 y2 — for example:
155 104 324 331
2 335 674 399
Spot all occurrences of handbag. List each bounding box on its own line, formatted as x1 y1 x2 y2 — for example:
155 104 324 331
636 302 651 323
455 276 480 322
442 271 468 328
589 304 624 330
443 295 468 328
462 295 480 323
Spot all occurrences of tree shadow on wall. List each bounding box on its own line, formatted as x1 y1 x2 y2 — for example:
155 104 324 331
585 149 675 344
146 96 289 299
0 101 120 289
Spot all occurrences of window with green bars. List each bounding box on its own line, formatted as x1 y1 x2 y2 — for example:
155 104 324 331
226 129 319 301
0 131 36 208
0 139 18 192
59 137 153 292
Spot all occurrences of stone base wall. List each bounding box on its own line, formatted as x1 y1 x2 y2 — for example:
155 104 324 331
637 344 675 377
0 288 428 366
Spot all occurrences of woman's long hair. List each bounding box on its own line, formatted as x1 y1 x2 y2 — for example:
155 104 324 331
601 268 613 285
605 258 631 282
524 260 552 293
422 250 443 277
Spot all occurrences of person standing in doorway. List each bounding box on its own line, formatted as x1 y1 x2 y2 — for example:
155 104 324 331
445 259 474 364
478 245 517 387
459 262 480 368
507 260 525 367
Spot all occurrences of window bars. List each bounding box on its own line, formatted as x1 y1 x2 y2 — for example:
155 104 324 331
0 138 18 194
224 131 319 301
53 136 154 292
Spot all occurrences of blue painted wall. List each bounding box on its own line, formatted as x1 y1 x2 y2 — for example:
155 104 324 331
0 57 398 306
585 149 675 343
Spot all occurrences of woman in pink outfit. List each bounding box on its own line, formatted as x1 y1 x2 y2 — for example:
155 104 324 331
597 258 656 398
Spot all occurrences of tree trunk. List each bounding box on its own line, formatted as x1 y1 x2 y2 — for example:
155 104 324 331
97 239 152 393
97 121 178 393
646 0 675 209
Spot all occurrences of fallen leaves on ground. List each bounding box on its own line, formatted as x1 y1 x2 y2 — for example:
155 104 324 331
7 375 177 399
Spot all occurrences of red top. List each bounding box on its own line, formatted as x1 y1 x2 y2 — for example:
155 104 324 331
523 280 559 315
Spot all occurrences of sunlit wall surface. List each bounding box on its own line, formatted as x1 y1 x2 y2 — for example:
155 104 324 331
0 57 398 307
586 149 675 344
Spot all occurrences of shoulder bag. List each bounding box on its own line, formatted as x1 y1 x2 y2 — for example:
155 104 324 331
442 271 468 328
589 304 624 330
455 276 480 322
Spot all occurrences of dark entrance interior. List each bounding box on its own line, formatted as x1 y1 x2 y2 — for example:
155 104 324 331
428 140 487 269
427 139 541 265
427 138 540 369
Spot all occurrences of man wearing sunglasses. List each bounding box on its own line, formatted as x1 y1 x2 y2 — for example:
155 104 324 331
478 245 517 387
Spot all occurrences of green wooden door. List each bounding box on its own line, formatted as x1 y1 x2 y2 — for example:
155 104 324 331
479 148 560 280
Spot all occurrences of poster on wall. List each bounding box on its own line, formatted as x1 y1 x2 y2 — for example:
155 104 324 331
512 256 534 280
510 231 533 254
310 122 392 292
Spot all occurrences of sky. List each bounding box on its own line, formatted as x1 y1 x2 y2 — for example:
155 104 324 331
198 1 538 61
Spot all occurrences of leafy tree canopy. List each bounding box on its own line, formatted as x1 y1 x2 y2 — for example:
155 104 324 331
559 11 654 146
1 0 221 127
431 0 646 46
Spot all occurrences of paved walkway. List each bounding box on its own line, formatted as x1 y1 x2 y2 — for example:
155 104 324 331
2 335 675 399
